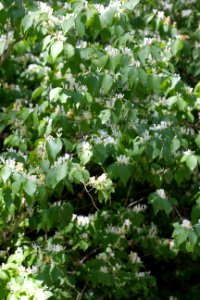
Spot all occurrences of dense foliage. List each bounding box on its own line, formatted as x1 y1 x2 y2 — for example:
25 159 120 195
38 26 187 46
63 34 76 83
0 0 200 299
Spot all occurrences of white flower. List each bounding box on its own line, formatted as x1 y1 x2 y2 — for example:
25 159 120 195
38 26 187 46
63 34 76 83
100 266 108 272
105 99 116 109
183 149 193 156
105 45 119 56
136 272 146 278
77 41 87 49
123 219 131 228
38 2 53 15
72 214 94 226
80 141 91 151
157 11 164 20
132 204 147 213
104 136 116 145
97 173 107 183
106 225 123 235
129 252 141 264
196 98 200 105
148 223 158 238
116 155 130 165
5 158 16 170
82 111 92 120
27 265 38 274
131 60 141 67
35 288 48 300
156 189 167 199
143 37 153 46
15 162 24 172
122 47 132 57
169 240 175 249
181 219 191 228
45 135 54 142
181 9 192 17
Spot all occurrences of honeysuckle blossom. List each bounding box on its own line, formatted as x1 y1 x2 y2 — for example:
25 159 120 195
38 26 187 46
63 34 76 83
72 214 94 226
181 219 192 228
38 1 53 15
183 149 193 156
156 189 167 199
116 155 130 165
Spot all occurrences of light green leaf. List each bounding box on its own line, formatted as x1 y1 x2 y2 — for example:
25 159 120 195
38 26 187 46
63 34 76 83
50 87 63 101
63 17 74 33
100 8 115 28
101 74 113 93
23 179 37 197
0 39 6 56
46 163 68 189
188 230 197 250
64 43 74 58
186 155 198 171
51 41 63 60
171 139 180 153
195 135 200 149
21 15 33 33
148 192 172 215
42 35 52 51
1 166 12 182
99 109 111 124
46 138 62 161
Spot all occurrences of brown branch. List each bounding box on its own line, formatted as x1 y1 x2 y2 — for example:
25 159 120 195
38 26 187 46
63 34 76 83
76 283 88 300
0 37 23 66
83 182 99 211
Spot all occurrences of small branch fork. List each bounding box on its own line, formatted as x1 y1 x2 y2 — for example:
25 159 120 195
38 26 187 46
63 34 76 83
83 182 99 211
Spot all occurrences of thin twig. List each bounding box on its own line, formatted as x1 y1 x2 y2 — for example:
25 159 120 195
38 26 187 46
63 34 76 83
83 182 99 211
80 247 101 264
174 206 183 220
128 197 146 207
124 177 133 206
76 283 88 300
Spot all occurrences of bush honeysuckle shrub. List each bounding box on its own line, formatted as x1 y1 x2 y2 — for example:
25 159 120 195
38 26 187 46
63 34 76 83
0 0 200 299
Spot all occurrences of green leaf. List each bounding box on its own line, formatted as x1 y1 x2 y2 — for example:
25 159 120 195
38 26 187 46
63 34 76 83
186 155 198 171
171 138 180 153
75 14 85 37
101 74 113 93
99 109 111 124
108 163 132 185
59 202 73 227
195 135 200 149
23 179 37 197
51 41 63 60
1 166 11 182
148 192 172 215
172 224 189 247
46 163 68 189
49 87 63 101
21 15 33 33
63 17 74 33
46 138 63 161
166 96 179 108
64 43 74 58
188 230 197 250
0 39 6 56
100 8 115 28
77 148 92 165
42 35 52 51
32 86 45 100
171 39 183 56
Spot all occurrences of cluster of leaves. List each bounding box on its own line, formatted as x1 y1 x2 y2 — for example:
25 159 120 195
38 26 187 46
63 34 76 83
0 0 200 299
